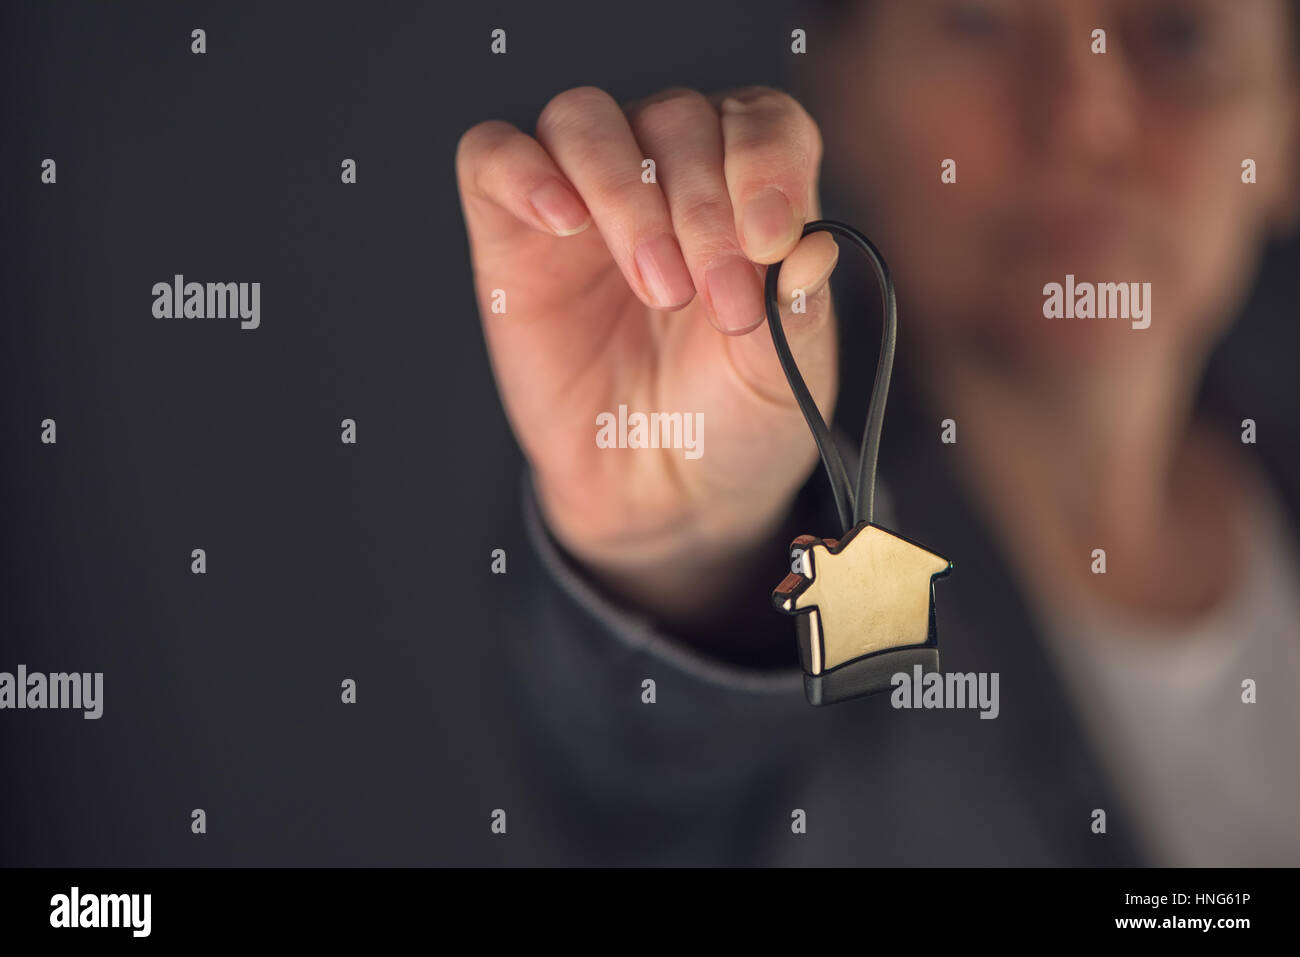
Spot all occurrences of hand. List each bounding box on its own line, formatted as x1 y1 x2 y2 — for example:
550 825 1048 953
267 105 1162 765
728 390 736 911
456 85 840 628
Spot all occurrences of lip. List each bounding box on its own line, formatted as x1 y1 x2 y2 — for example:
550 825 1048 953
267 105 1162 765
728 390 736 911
1003 207 1136 258
1014 192 1136 229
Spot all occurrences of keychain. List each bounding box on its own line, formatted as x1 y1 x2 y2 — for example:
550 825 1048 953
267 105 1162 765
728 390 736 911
765 220 954 707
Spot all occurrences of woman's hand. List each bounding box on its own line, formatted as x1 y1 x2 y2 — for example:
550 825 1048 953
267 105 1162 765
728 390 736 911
456 85 840 626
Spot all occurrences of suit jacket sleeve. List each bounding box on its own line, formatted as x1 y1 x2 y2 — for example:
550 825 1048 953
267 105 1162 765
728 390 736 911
494 464 856 858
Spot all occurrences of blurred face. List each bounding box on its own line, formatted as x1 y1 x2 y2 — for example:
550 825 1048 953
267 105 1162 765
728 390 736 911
812 0 1300 380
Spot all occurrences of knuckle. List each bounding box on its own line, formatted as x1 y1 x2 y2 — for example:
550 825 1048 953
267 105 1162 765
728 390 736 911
724 90 807 150
675 195 737 238
537 85 616 135
455 121 520 190
723 85 797 117
721 87 823 180
455 120 512 170
628 88 712 136
753 85 799 113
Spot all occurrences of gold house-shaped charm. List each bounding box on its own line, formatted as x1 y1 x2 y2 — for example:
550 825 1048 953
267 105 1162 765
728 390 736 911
774 521 953 706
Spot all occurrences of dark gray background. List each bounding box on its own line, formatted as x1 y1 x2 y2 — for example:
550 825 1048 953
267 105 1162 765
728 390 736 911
1 0 1296 865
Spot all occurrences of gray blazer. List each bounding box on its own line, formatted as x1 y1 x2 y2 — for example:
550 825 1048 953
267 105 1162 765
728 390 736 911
490 304 1299 865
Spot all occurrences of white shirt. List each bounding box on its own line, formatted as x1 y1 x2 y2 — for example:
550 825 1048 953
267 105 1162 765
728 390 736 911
1027 463 1300 866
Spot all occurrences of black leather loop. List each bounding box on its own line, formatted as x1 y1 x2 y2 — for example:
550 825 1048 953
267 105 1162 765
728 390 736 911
763 220 898 532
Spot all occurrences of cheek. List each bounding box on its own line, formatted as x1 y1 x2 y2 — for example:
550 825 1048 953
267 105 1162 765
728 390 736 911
844 80 1024 323
1139 98 1287 334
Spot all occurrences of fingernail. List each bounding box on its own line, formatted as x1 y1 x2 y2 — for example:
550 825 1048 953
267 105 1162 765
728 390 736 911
635 234 696 308
741 187 797 260
528 179 591 236
704 255 765 334
798 239 839 300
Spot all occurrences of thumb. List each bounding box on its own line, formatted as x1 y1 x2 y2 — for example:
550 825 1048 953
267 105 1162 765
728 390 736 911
723 229 840 423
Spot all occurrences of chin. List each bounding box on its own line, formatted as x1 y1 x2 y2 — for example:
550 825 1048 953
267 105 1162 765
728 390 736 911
981 312 1143 374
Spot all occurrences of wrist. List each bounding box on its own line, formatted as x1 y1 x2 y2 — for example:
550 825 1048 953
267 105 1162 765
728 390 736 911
530 470 799 632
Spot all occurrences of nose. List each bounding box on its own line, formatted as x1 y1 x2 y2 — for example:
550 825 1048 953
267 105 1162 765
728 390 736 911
1021 19 1141 179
